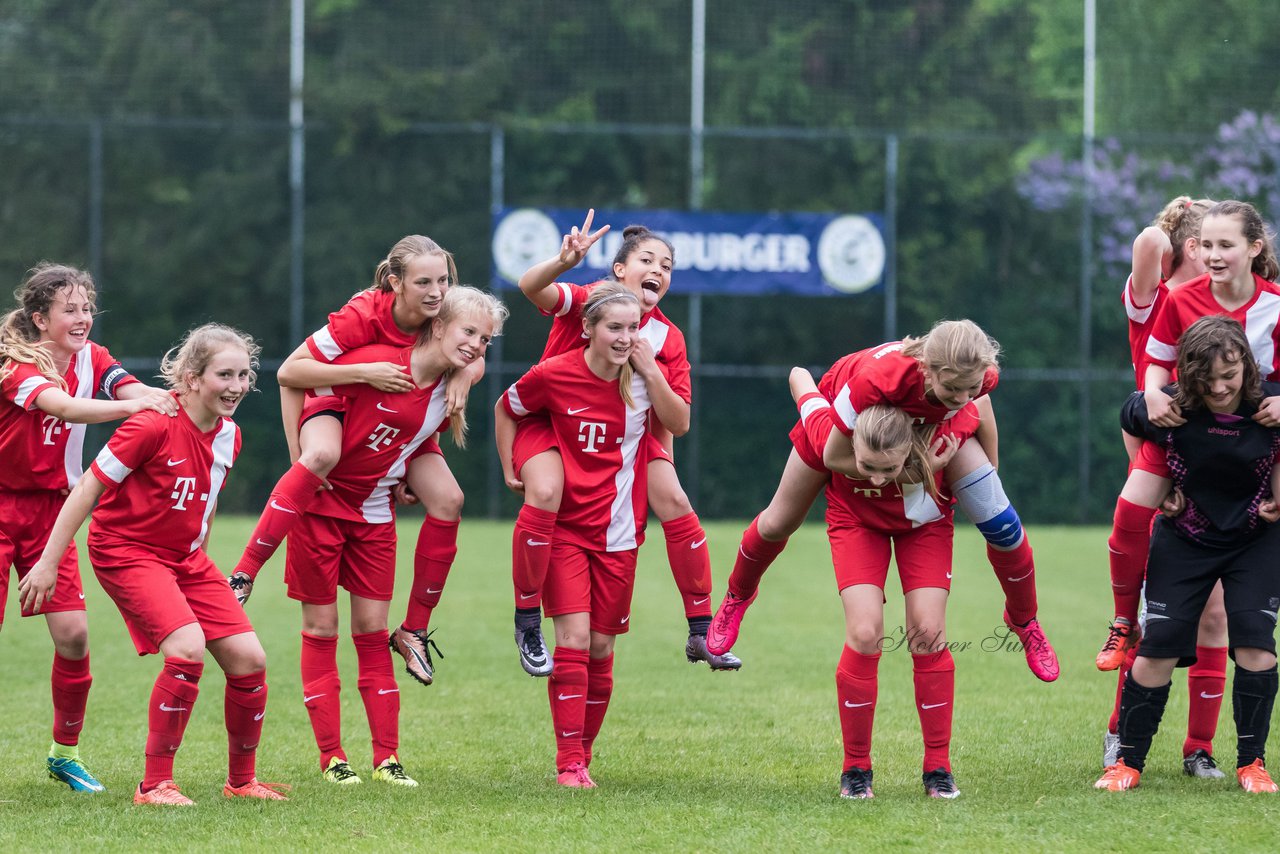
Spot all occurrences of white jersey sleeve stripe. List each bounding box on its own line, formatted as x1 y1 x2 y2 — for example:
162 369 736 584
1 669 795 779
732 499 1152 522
833 384 858 432
505 383 529 417
92 446 133 484
553 283 575 318
14 375 49 409
1122 274 1157 323
1145 335 1177 365
311 326 343 362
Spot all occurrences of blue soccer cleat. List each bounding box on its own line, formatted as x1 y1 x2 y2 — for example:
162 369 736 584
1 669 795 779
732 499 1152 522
47 755 105 793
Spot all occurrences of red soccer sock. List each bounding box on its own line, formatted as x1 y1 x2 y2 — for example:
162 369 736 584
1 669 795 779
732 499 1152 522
1107 644 1141 734
988 538 1038 627
548 647 589 771
726 515 789 600
353 630 399 768
143 657 203 791
300 632 344 769
512 505 557 609
224 670 268 787
582 653 615 767
1109 498 1155 623
1184 645 1228 757
836 646 880 771
662 512 713 619
235 462 326 580
913 649 955 774
403 515 460 631
50 652 92 747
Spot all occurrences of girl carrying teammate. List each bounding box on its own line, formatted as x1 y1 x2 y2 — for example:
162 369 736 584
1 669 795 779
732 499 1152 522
495 284 686 788
789 366 974 799
500 212 738 676
281 286 505 787
1 262 176 794
1096 316 1280 794
1099 200 1280 770
1099 196 1232 778
708 320 1060 682
230 235 483 686
21 324 284 806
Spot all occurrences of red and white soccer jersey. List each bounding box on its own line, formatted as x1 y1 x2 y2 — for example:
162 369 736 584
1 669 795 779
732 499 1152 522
309 344 449 524
0 342 138 491
1123 274 1169 390
1144 273 1280 379
304 288 416 364
540 281 692 403
824 343 998 436
503 350 651 552
88 402 240 556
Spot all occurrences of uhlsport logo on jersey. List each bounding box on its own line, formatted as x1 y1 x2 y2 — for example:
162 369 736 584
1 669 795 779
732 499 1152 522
491 207 886 296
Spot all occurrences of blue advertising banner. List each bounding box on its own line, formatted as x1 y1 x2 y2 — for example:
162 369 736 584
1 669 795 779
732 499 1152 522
491 207 885 296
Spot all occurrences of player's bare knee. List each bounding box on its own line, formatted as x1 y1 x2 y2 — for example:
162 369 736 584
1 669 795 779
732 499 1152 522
298 445 339 478
54 632 90 660
425 486 464 520
649 483 693 521
906 622 946 654
523 481 562 511
589 635 616 659
848 624 883 655
302 616 339 637
1234 646 1278 671
1197 604 1228 639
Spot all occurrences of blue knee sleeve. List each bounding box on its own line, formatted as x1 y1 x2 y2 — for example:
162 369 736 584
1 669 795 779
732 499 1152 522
952 463 1024 549
975 505 1024 550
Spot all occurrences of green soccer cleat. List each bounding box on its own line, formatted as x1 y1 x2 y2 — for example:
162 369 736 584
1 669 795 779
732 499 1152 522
322 755 362 785
373 755 418 787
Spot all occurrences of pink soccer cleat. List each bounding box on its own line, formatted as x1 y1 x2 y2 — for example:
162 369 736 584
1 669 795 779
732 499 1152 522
556 762 597 789
706 591 758 656
1004 610 1059 682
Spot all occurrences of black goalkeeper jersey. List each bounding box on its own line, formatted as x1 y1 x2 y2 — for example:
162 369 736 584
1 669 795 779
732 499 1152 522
1122 382 1280 548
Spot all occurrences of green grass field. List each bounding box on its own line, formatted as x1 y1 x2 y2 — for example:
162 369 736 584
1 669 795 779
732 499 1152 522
2 520 1279 851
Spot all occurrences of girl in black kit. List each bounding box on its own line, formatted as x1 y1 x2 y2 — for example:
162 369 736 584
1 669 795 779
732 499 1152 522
1096 315 1280 793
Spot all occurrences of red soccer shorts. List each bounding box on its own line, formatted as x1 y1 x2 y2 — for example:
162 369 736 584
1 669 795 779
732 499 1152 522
300 393 345 425
788 418 827 472
0 491 85 619
285 513 397 604
512 413 558 476
829 521 955 594
543 540 638 635
88 536 251 655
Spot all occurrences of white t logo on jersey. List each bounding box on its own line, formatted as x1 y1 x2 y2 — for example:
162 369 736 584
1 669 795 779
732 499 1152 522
578 421 608 453
366 423 401 452
41 413 66 445
849 485 883 498
171 476 199 510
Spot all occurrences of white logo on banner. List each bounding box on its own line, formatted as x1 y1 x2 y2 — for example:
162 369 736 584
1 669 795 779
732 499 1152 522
492 209 563 284
816 215 886 294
